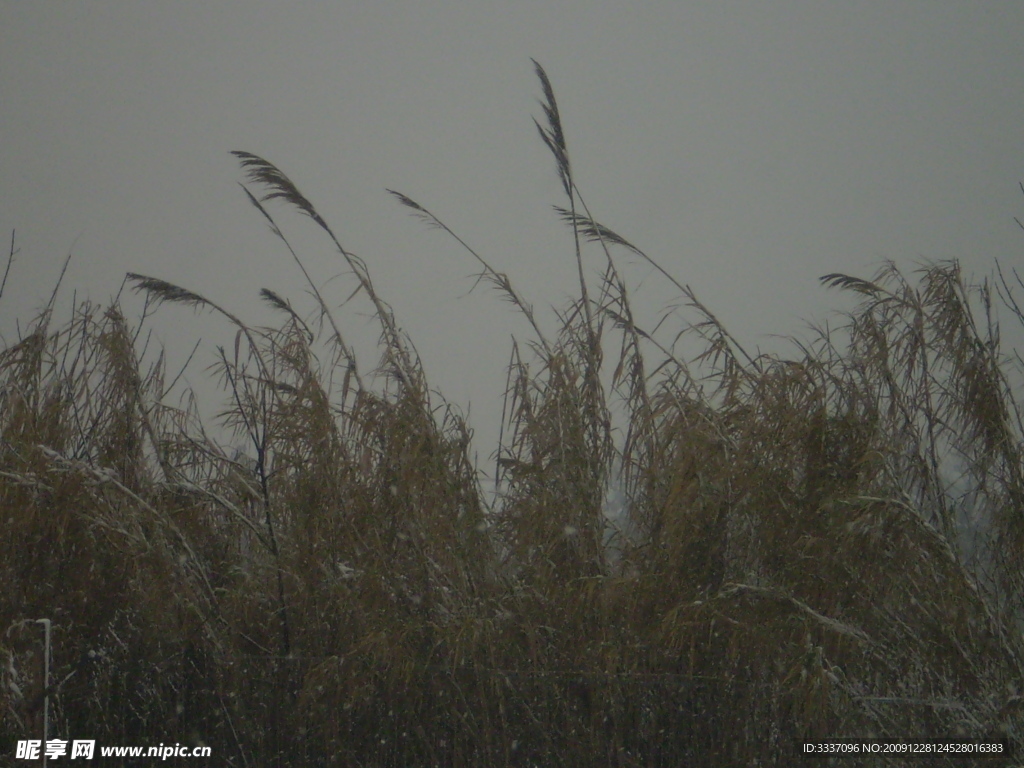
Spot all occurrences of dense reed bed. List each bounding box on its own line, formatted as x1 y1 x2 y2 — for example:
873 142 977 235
2 62 1023 766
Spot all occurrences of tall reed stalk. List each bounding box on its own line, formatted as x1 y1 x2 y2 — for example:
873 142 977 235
1 62 1022 766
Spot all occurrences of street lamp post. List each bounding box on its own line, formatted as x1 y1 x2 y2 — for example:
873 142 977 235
36 619 50 767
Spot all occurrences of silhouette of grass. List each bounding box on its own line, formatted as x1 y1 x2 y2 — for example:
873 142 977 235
1 62 1022 766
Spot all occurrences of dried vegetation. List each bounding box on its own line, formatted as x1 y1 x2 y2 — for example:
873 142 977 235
2 63 1024 766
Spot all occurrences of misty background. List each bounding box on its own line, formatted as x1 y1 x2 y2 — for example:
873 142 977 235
3 2 1024 467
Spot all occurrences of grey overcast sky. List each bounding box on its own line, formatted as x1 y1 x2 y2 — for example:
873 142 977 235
3 2 1024 461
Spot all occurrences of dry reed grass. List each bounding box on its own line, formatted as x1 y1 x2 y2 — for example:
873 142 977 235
1 62 1022 766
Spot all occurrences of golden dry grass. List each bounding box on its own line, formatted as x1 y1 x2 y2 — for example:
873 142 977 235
2 63 1022 766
